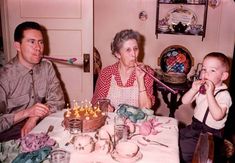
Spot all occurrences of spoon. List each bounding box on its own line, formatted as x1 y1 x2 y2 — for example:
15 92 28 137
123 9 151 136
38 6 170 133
128 133 141 139
65 136 76 146
46 125 54 135
142 137 168 147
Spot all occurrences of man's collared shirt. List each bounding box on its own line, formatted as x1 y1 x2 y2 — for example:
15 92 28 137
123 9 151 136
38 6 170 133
0 56 65 133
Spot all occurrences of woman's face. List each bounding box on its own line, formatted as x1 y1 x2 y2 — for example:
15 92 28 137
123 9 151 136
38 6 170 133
200 57 228 87
115 39 139 67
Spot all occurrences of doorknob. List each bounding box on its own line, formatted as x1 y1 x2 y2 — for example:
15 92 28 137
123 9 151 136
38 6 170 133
83 53 90 72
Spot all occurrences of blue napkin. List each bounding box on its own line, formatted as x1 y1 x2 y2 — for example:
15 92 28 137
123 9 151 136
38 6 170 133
117 103 154 123
12 146 52 163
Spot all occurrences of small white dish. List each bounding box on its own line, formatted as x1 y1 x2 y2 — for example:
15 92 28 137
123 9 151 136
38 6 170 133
111 150 143 163
115 141 139 159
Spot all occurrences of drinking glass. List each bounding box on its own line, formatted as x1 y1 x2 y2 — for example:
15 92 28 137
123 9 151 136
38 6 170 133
114 116 128 146
68 118 82 135
49 148 70 163
97 98 110 113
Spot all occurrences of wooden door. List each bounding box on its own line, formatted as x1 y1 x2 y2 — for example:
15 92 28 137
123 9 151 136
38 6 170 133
1 0 94 103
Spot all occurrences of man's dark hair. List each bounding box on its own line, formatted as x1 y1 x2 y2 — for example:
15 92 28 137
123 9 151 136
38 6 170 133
14 21 43 43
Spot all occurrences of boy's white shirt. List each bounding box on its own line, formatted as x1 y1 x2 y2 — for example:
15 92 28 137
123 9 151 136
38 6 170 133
194 83 232 129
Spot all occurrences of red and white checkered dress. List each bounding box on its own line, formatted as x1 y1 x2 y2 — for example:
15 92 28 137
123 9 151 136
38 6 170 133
91 62 155 109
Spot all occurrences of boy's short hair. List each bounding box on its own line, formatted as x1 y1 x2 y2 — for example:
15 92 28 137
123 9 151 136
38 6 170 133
204 52 230 72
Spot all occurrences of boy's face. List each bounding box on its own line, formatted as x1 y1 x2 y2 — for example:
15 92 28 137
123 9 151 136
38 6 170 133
14 29 44 69
200 57 228 87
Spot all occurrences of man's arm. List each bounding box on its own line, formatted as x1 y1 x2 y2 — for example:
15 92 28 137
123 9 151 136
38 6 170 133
44 62 65 112
21 116 39 137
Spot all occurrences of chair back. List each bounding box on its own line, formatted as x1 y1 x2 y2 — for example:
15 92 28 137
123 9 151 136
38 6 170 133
192 132 214 163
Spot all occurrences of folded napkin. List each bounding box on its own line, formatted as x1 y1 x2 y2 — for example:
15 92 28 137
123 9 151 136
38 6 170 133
20 132 56 153
138 118 162 136
12 146 52 163
0 139 21 163
116 103 154 123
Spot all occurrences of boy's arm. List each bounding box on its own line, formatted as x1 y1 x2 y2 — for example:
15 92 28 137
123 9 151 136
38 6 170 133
181 88 198 104
182 80 202 104
206 80 228 120
207 93 227 120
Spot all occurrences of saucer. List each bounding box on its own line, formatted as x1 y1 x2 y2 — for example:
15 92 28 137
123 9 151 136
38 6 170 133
111 150 143 163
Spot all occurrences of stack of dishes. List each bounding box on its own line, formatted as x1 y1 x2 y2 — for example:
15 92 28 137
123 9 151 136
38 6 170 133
158 25 170 32
189 24 203 35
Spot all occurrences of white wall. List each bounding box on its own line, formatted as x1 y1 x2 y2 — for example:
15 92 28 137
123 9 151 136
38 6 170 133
94 0 235 124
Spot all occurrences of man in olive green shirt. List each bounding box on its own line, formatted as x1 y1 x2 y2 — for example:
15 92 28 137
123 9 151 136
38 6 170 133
0 21 65 142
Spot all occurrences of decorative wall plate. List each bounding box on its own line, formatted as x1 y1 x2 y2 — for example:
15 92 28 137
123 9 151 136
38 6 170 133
158 45 194 74
166 6 197 26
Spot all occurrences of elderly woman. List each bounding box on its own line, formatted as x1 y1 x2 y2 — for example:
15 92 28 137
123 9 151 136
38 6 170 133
92 29 155 110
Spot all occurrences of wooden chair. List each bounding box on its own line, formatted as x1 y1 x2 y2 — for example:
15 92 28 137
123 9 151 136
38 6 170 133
224 139 234 162
192 132 214 163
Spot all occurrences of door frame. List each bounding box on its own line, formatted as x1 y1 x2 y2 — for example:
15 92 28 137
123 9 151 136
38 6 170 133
0 0 11 62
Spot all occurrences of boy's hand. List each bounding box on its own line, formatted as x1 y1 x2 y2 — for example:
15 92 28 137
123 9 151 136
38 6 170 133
204 80 215 95
192 80 205 92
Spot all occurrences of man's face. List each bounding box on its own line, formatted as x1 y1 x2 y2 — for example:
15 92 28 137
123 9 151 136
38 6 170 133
15 29 44 69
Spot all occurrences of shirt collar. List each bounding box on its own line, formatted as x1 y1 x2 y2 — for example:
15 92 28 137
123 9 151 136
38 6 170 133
215 83 228 91
13 55 40 76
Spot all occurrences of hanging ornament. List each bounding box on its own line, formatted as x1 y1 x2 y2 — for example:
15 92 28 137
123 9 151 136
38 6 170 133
209 0 220 9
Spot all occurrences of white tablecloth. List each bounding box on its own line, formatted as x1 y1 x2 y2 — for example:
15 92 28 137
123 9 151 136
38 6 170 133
32 111 179 163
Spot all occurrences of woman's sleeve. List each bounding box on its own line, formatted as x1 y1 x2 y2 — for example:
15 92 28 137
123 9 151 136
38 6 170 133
91 68 111 105
144 66 155 105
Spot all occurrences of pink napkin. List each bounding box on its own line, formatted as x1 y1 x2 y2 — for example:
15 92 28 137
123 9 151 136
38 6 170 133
138 118 162 136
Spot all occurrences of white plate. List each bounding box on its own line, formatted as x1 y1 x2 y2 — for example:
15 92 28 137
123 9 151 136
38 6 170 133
166 6 197 25
111 150 143 163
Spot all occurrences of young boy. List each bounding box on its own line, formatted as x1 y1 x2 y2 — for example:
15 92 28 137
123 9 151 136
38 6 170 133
179 52 232 163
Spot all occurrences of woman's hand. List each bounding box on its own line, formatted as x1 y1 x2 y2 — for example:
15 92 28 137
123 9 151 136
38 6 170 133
135 63 145 82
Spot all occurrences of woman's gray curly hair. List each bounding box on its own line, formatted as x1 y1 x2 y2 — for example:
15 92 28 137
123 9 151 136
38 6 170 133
111 29 141 56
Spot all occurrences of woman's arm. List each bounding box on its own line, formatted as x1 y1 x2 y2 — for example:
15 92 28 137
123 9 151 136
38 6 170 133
136 65 154 109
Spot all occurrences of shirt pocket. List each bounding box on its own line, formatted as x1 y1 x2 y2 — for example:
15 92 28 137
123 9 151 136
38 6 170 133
8 94 30 112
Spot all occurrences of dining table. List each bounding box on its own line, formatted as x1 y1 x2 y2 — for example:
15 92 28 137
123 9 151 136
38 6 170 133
31 110 180 163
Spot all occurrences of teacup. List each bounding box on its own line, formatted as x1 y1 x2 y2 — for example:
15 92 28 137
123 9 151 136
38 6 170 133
49 148 70 163
95 139 113 154
115 141 139 158
73 135 95 154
